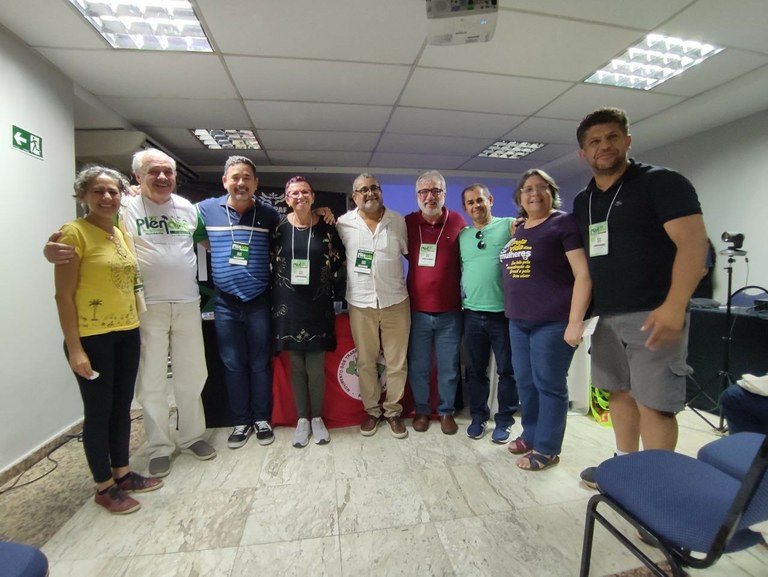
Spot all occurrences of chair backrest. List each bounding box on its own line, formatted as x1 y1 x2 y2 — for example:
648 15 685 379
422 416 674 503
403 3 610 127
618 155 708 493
730 285 768 308
707 434 768 563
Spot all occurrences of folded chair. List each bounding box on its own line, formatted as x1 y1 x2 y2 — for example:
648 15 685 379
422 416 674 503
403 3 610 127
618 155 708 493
579 434 768 577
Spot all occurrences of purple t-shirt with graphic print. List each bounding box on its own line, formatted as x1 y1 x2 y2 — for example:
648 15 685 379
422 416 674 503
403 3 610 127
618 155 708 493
499 210 583 322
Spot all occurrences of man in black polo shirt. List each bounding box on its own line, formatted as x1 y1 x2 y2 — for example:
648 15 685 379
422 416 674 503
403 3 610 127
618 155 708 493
572 107 709 488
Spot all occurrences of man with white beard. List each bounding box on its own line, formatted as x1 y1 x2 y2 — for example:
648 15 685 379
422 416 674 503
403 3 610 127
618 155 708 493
405 171 466 435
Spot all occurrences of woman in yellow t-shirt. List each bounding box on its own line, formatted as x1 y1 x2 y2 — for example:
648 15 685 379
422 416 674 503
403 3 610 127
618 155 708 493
55 165 162 515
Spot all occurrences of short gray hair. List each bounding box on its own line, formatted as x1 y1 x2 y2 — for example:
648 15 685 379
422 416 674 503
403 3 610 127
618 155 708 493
416 170 446 192
132 148 176 176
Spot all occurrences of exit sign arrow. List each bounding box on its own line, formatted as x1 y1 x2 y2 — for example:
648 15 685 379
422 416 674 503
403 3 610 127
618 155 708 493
11 125 43 160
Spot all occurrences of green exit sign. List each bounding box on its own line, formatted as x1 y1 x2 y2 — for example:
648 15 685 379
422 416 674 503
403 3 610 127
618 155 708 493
11 125 43 160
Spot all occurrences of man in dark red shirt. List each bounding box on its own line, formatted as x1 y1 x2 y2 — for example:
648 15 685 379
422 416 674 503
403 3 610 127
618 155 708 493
405 170 466 434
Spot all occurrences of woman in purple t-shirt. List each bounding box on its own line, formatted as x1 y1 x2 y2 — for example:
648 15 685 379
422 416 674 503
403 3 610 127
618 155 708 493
499 169 591 471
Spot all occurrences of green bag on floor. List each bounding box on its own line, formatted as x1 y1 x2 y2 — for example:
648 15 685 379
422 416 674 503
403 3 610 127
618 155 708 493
590 386 612 427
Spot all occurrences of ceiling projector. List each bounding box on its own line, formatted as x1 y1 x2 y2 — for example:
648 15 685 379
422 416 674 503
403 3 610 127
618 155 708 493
426 0 498 46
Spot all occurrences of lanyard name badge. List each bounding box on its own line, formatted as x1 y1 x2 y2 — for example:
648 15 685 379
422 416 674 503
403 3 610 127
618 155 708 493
229 242 249 265
418 244 437 266
588 222 608 257
227 199 257 266
354 249 374 274
588 184 623 258
290 221 312 285
417 209 449 268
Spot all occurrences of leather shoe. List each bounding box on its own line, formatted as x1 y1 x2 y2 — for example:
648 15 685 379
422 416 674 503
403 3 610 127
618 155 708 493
440 414 458 435
387 416 408 439
360 414 379 437
412 414 430 432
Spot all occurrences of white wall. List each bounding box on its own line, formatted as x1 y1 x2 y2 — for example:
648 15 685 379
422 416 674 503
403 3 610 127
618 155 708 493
0 27 82 473
641 111 768 303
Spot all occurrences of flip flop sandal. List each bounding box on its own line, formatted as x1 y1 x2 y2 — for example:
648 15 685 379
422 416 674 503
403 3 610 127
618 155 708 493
517 451 560 472
507 436 531 454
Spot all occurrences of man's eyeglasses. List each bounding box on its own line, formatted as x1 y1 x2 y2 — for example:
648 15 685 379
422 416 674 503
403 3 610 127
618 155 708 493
520 183 550 195
354 184 381 194
417 187 444 197
475 229 486 250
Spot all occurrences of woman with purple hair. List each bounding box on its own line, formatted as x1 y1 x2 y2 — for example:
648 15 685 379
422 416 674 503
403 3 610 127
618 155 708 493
272 176 345 447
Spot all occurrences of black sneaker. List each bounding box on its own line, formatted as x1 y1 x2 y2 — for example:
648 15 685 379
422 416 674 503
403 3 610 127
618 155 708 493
580 453 617 490
580 466 599 490
254 420 275 446
228 424 253 449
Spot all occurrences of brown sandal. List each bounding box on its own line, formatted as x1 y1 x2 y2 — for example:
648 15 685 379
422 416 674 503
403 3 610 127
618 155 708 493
507 436 531 454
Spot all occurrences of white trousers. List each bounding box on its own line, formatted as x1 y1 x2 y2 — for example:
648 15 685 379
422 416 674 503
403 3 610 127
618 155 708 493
136 301 208 459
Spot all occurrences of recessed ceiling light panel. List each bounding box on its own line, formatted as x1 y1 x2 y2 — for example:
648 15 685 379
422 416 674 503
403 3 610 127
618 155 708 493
69 0 213 52
192 129 261 150
585 34 723 90
478 140 544 159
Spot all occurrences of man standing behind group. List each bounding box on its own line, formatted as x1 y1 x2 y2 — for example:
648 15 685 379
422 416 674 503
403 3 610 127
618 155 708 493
405 171 466 435
459 184 519 442
195 156 279 449
336 174 411 439
45 149 216 478
572 108 708 487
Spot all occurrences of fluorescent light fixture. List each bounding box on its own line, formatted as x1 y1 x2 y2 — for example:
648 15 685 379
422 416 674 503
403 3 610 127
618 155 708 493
192 129 261 150
478 140 544 159
69 0 212 52
585 34 723 91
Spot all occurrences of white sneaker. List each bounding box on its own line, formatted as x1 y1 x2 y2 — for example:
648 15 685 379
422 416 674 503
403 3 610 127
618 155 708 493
292 418 310 448
311 417 330 445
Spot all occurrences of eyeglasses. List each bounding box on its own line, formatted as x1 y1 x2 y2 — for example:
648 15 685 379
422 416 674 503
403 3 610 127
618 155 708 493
417 187 444 197
475 229 486 250
520 183 550 195
354 184 381 194
286 190 312 198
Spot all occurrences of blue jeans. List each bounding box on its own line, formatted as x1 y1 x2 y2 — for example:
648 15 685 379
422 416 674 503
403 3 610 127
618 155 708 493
464 310 518 426
509 319 575 455
720 384 768 435
407 311 462 415
214 291 272 424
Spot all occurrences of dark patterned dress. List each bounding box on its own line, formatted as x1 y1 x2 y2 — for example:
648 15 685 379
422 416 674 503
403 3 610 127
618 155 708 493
272 216 345 352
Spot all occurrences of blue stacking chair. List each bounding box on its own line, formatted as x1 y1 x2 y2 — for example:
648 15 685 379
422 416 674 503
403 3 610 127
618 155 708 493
579 434 768 577
0 541 49 577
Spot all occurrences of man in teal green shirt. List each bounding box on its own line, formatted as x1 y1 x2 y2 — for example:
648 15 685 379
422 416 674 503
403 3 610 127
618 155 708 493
459 184 519 442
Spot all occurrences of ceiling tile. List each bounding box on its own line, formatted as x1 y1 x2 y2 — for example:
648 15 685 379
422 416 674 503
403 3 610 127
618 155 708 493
378 133 490 156
0 0 104 48
245 101 392 131
387 108 525 138
661 0 768 54
371 152 471 170
197 0 426 63
226 56 410 105
502 117 580 145
36 49 237 98
267 151 372 166
537 84 685 122
401 68 572 115
498 0 693 29
102 98 250 128
258 130 380 152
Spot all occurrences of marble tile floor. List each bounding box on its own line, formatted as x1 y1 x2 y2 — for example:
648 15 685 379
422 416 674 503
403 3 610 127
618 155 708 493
2 409 767 577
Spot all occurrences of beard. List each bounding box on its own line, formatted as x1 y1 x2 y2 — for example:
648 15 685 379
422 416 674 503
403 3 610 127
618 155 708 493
417 198 444 218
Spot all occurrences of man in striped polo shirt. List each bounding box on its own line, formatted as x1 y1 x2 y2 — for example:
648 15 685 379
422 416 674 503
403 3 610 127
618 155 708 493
195 156 280 449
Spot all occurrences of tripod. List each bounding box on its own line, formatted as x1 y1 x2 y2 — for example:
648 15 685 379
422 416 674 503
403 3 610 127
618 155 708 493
686 248 746 432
